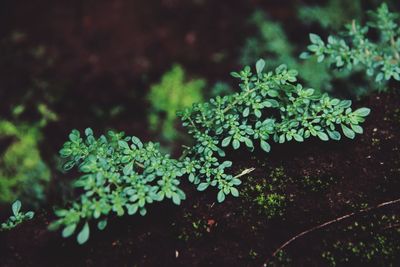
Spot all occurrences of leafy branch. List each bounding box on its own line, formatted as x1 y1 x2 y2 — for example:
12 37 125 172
301 3 400 83
52 60 370 244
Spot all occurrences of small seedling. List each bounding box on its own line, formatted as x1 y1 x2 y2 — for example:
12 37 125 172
1 200 34 231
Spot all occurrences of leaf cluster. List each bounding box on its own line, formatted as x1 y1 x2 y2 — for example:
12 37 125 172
301 3 400 83
53 60 370 244
179 60 369 203
0 200 34 231
50 128 188 244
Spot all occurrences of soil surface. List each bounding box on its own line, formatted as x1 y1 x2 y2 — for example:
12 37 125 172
1 91 399 266
1 1 400 266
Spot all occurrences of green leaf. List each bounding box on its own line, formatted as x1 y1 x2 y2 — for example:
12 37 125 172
309 33 322 44
353 108 371 117
85 128 93 136
260 140 271 153
139 208 147 216
220 161 232 168
351 124 363 134
12 200 21 215
217 190 225 203
118 140 130 150
221 136 231 147
25 211 34 219
243 107 250 117
59 148 72 158
131 136 143 149
97 220 107 231
197 183 209 191
62 224 77 238
341 124 355 139
293 134 304 142
317 132 329 141
230 72 241 78
123 162 133 176
230 187 239 197
232 139 240 150
244 138 254 149
256 59 266 75
376 73 384 82
327 130 341 140
172 193 181 205
77 222 90 244
126 204 138 215
299 52 310 59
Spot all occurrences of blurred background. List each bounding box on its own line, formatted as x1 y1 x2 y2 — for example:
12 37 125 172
0 0 398 209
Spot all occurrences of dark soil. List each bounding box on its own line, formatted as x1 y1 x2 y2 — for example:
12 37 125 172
1 1 400 266
1 90 399 266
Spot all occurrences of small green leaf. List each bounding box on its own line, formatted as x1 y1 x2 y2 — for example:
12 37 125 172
243 107 250 117
317 132 329 141
353 108 371 117
97 220 107 230
197 183 209 191
217 190 225 203
232 139 240 150
309 33 322 44
256 59 266 75
221 136 231 147
327 130 341 140
77 222 90 244
123 162 133 176
260 140 271 152
12 200 21 215
351 124 363 134
230 187 239 197
84 128 93 136
131 136 143 148
341 124 355 139
244 138 254 149
62 224 77 238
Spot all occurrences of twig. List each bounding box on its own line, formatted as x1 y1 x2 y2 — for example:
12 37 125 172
262 197 400 266
233 167 256 179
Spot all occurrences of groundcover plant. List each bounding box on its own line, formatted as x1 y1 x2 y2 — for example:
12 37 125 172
301 3 400 84
50 59 370 244
3 1 400 266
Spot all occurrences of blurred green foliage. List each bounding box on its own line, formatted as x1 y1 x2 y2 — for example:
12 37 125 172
241 1 399 97
148 64 205 141
0 32 59 206
240 10 337 92
298 0 363 30
0 120 50 205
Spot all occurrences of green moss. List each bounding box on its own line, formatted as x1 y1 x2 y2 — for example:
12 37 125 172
300 175 336 193
321 214 400 266
148 64 205 141
242 167 292 219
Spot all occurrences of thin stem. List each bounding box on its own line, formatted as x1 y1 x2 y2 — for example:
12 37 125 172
233 167 256 179
134 161 145 169
262 197 400 266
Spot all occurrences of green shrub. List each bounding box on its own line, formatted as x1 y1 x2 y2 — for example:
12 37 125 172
52 60 370 244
